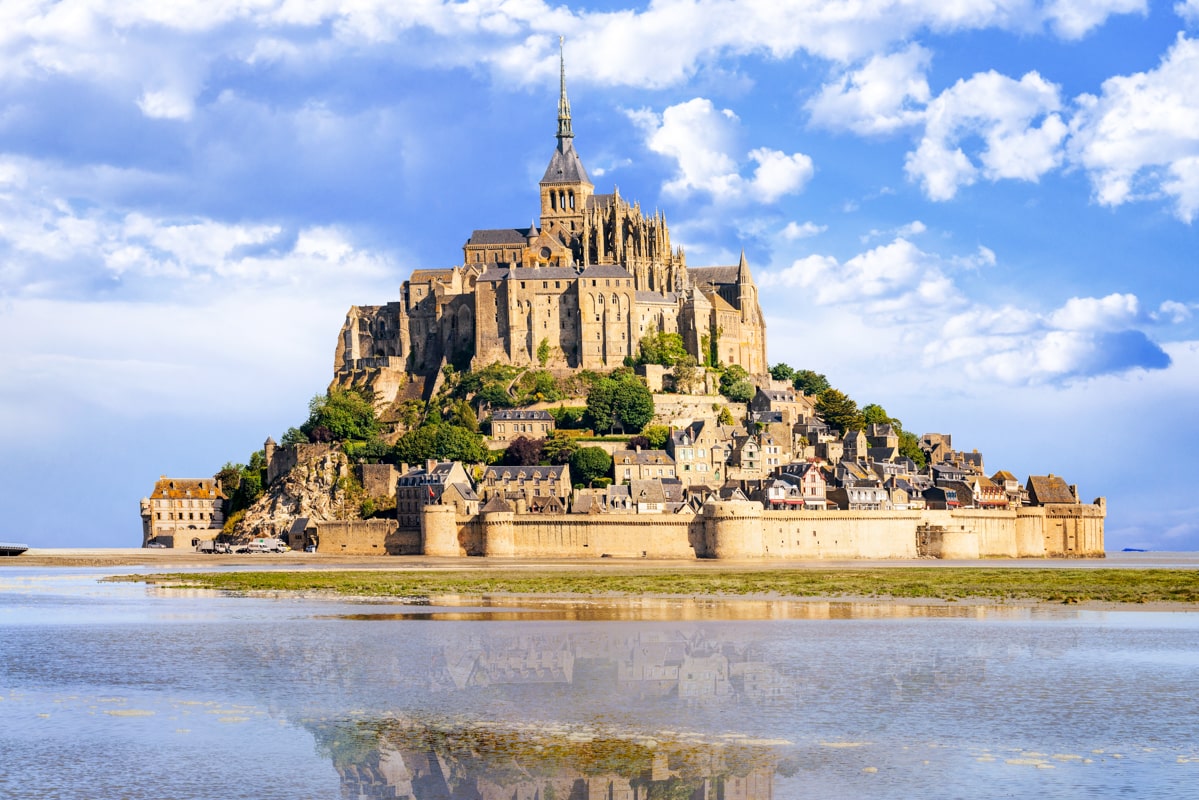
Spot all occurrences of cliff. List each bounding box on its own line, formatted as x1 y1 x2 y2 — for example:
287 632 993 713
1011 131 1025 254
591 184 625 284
232 448 361 541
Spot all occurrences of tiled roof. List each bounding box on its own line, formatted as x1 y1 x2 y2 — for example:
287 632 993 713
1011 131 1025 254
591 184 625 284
468 228 531 245
151 478 224 500
1026 475 1077 505
689 265 740 286
612 449 675 466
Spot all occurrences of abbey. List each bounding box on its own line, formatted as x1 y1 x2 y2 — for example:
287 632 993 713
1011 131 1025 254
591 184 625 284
335 47 767 400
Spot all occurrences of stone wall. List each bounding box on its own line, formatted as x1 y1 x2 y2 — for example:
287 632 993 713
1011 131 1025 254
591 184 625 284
315 519 420 556
418 499 1106 560
266 442 337 486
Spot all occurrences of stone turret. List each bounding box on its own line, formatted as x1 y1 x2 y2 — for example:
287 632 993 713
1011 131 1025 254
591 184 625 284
421 504 460 557
704 500 764 559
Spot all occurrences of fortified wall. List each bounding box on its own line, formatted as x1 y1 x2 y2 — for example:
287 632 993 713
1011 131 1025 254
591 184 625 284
311 500 1105 558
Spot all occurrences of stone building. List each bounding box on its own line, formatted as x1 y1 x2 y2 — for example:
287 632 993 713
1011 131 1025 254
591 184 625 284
139 477 225 548
333 43 767 403
489 408 554 445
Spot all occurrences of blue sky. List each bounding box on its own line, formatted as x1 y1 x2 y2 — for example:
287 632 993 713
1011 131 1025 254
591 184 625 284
2 1 1197 550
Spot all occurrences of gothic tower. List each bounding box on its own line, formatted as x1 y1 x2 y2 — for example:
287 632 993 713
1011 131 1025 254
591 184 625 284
538 38 593 246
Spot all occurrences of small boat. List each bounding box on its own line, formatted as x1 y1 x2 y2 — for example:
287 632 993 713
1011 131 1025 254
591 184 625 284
0 542 29 557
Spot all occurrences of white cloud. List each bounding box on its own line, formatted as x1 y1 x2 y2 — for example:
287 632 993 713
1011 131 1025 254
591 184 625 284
806 44 932 135
762 236 1178 387
1044 0 1146 39
1048 292 1141 330
633 98 813 204
760 237 962 319
137 88 195 121
1179 0 1199 24
781 221 826 240
1068 34 1199 221
906 71 1067 200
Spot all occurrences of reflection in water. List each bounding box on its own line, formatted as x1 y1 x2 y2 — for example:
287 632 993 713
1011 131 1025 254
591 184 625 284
308 716 780 800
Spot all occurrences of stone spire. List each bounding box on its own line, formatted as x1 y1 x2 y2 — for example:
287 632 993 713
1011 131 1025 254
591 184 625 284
556 35 573 149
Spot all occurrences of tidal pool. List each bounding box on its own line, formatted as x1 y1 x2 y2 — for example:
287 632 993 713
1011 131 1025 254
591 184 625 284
0 568 1195 798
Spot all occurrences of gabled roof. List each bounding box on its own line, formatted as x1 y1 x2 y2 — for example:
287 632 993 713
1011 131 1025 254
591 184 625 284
480 496 513 513
689 265 740 286
630 479 666 504
1026 475 1077 505
613 449 675 466
150 478 224 500
468 228 531 246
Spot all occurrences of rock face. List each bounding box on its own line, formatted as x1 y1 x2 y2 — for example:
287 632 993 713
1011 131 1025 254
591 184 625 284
233 449 360 541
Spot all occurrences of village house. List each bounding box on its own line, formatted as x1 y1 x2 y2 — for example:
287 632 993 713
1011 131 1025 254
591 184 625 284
1026 474 1081 506
396 461 474 528
826 484 891 511
489 408 555 444
481 464 572 510
776 462 828 510
611 448 676 483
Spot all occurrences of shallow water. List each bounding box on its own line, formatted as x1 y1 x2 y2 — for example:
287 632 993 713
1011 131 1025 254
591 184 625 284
0 568 1195 798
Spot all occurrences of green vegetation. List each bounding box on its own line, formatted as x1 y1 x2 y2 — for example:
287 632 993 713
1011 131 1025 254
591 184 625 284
791 368 831 396
717 364 754 403
302 388 380 443
393 423 489 464
125 568 1199 605
636 329 689 366
569 446 613 486
814 388 862 433
584 369 654 434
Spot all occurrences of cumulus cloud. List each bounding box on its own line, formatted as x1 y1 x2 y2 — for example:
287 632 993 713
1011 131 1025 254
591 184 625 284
781 221 827 240
1176 0 1199 24
762 236 1177 386
632 98 813 203
1068 34 1199 221
760 237 962 321
807 44 932 135
905 70 1068 200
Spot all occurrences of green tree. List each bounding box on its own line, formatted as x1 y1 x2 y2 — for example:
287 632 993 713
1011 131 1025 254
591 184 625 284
542 430 578 465
392 424 489 465
815 388 863 433
570 446 613 486
718 364 754 403
301 388 380 442
584 373 654 434
669 354 701 394
861 403 897 428
899 430 928 469
637 329 689 366
537 338 551 367
792 369 831 396
716 406 735 425
769 363 796 382
446 398 479 432
640 424 671 449
503 436 544 466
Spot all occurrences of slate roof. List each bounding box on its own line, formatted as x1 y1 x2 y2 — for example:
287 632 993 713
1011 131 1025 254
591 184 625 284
468 228 531 246
613 449 675 466
635 290 677 304
507 266 579 281
493 409 553 421
480 496 513 513
477 267 512 283
541 142 591 184
579 264 633 279
689 265 740 285
485 465 568 481
1026 475 1077 505
630 479 666 504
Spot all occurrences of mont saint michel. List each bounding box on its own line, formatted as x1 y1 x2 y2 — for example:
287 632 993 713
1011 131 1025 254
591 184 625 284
141 49 1104 560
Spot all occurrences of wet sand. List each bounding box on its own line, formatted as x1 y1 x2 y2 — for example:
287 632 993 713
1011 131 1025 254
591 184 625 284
3 547 1195 571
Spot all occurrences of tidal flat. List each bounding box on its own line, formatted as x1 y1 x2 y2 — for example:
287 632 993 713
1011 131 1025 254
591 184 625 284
121 565 1199 606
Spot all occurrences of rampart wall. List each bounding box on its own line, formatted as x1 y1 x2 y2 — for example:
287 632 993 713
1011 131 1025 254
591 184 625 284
317 500 1105 559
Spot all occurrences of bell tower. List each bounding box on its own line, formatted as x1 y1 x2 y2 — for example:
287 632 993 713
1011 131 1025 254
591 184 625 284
539 37 593 242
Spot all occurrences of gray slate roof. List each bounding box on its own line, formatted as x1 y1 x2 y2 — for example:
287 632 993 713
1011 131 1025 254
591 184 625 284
468 228 531 246
541 142 591 184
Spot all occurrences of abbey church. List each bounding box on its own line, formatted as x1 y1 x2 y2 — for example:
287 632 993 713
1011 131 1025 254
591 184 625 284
335 46 767 401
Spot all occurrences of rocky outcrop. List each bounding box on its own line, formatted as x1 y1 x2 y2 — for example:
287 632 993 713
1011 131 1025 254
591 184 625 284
233 448 361 541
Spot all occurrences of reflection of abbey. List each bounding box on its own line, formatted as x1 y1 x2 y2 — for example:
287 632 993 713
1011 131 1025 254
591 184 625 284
335 46 766 398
